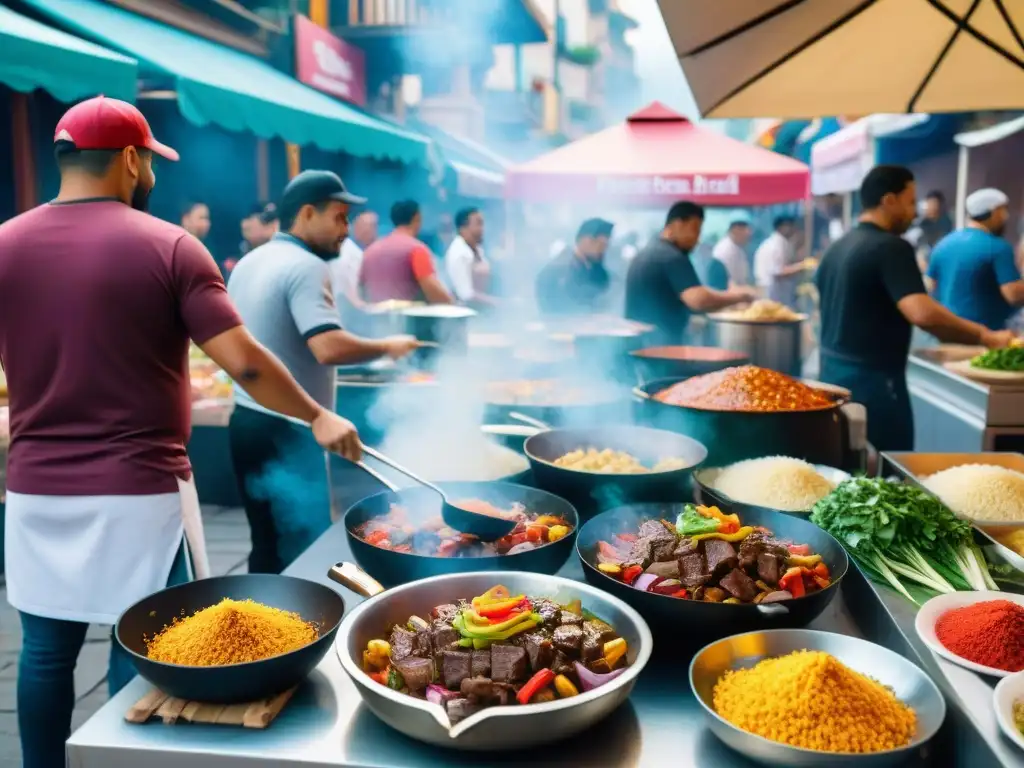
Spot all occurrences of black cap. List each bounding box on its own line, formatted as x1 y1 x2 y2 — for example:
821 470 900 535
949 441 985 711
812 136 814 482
258 202 279 224
576 217 614 240
279 170 366 223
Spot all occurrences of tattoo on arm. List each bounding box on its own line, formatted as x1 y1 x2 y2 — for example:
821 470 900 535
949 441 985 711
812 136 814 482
239 367 260 383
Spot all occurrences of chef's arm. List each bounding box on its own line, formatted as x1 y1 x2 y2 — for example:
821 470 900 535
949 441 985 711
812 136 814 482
418 274 454 304
306 329 394 365
681 285 756 312
199 326 322 424
897 294 998 345
999 280 1024 306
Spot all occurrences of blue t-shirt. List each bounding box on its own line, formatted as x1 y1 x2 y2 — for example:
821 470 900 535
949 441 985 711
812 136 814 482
927 228 1020 330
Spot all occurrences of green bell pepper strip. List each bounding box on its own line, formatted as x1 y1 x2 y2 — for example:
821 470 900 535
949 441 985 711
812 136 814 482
454 611 542 640
676 505 721 536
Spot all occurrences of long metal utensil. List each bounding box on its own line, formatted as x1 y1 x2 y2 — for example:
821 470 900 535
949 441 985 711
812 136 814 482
360 446 516 542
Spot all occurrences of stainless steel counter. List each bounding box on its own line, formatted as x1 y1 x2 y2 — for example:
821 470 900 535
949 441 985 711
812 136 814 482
67 521 1018 768
908 348 1024 452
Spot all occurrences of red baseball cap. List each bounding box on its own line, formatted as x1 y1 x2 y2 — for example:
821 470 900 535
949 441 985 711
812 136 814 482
54 96 179 161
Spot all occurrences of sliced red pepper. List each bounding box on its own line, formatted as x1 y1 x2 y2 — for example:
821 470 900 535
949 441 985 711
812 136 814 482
787 543 811 556
516 668 556 705
813 562 830 579
370 670 388 685
718 520 740 535
615 533 638 543
779 570 806 598
525 525 546 543
474 596 527 617
811 575 831 590
364 530 390 547
670 589 688 599
621 565 643 586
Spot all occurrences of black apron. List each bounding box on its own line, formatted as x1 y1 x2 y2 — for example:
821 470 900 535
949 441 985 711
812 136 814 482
819 349 914 452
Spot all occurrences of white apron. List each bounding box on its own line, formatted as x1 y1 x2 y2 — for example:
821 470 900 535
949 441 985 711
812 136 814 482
5 476 209 625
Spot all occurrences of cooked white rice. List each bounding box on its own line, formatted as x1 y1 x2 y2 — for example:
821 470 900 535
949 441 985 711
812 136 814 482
922 463 1024 523
711 456 835 512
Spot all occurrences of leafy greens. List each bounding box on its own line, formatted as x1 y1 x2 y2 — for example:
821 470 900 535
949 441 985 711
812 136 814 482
809 477 998 604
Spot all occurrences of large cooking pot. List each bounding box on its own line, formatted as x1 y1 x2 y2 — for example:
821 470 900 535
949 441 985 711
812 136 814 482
403 305 476 355
335 368 439 448
633 377 856 470
707 314 805 376
327 567 652 750
483 379 630 428
576 503 848 640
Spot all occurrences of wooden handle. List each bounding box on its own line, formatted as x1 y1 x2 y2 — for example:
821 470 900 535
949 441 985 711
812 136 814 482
328 561 385 598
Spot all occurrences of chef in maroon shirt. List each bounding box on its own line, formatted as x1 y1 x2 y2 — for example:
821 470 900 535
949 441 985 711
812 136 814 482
0 96 361 768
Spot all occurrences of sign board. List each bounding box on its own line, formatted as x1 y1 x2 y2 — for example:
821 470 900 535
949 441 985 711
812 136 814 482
294 14 367 108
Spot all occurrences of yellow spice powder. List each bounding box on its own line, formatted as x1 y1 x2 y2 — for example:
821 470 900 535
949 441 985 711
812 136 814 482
146 598 318 666
712 650 917 754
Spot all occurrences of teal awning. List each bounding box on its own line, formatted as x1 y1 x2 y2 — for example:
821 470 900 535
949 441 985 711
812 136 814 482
23 0 429 165
0 5 137 103
405 117 508 198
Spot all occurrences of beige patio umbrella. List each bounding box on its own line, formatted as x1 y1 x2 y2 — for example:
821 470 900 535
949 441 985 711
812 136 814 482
657 0 1024 118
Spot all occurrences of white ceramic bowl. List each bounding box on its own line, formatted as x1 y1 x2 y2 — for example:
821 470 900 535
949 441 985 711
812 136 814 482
915 591 1024 678
993 671 1024 752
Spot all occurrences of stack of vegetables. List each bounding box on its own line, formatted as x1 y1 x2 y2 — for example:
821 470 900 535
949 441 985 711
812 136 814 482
810 477 998 604
971 341 1024 372
452 587 544 650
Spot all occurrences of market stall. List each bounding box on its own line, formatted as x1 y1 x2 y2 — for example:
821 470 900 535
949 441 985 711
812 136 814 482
66 367 1024 767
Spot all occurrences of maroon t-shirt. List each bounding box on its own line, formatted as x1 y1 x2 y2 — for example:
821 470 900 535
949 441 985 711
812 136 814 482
359 232 435 302
0 200 242 495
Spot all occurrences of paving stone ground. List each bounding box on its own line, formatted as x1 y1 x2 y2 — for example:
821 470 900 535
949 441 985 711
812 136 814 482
0 505 250 767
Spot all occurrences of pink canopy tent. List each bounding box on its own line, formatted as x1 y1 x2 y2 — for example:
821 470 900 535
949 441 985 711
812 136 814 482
505 102 810 206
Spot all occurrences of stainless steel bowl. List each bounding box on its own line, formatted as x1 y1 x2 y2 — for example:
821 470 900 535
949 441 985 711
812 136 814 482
689 629 946 767
694 464 851 518
333 570 653 750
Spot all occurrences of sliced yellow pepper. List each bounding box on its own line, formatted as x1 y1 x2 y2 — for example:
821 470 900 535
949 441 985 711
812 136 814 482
598 563 622 575
604 637 627 668
367 639 391 657
548 525 570 542
474 585 510 604
462 609 535 634
690 526 754 543
535 515 565 526
788 554 822 568
554 674 579 698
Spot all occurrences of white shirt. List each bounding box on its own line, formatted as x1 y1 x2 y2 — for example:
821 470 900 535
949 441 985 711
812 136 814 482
753 231 795 288
712 235 750 286
330 237 364 300
446 235 485 302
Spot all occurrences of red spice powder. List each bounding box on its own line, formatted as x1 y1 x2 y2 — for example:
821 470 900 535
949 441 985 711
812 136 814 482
934 600 1024 672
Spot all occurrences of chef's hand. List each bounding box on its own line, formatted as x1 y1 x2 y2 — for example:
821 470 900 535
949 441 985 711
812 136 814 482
381 334 422 360
981 329 1017 349
311 409 362 461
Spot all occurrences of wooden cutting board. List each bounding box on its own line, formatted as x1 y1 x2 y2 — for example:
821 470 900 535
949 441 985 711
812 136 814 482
125 687 295 729
945 358 1024 386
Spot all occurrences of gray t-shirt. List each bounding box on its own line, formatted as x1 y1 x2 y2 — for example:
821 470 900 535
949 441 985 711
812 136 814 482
227 233 341 412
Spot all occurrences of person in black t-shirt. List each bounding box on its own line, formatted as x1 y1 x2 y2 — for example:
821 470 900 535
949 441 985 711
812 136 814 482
535 218 615 315
816 165 1015 452
624 202 755 346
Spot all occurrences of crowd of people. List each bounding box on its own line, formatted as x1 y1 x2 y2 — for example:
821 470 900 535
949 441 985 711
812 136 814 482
1 96 1023 768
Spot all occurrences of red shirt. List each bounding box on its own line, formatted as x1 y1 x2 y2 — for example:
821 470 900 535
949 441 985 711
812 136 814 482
0 200 242 495
359 232 435 302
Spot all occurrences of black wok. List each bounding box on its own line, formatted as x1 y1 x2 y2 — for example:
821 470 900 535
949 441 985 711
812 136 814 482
576 503 848 640
344 481 578 587
115 574 344 703
524 425 708 520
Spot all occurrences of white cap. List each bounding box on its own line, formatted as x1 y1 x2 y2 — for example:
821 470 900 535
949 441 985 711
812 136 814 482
965 188 1009 219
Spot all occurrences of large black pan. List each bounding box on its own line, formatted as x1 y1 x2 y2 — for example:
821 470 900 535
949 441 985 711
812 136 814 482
344 481 578 587
115 574 344 703
632 376 853 470
576 503 848 641
524 425 708 520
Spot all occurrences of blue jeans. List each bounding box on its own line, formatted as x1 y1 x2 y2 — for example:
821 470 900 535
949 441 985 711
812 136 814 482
17 544 191 768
